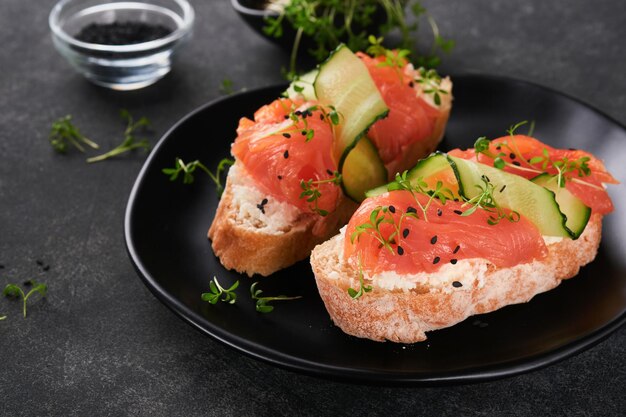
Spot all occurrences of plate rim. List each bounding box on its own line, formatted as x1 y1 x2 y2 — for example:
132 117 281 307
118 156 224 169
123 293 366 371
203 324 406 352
124 74 626 384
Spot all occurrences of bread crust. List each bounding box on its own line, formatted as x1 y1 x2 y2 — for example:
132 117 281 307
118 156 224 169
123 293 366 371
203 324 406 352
310 214 603 343
208 165 358 277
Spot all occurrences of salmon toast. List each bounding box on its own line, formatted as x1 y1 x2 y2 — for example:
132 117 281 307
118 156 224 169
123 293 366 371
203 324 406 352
311 134 617 343
210 45 453 276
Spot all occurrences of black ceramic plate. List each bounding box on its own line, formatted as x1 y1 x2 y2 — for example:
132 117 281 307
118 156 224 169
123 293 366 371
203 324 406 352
125 75 626 383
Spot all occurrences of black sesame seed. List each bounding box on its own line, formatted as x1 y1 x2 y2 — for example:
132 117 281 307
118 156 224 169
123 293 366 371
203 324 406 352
389 205 396 213
430 235 438 244
397 246 404 255
283 150 289 159
261 198 268 205
450 259 458 265
408 81 414 88
453 209 463 215
509 153 516 159
433 256 440 265
277 175 283 180
282 133 291 138
453 245 460 254
512 161 521 166
326 169 333 176
319 114 324 121
496 146 502 150
437 208 442 217
301 130 307 136
568 147 577 151
23 280 32 287
452 281 462 288
36 260 43 266
0 264 4 269
402 228 409 238
295 110 302 116
407 206 417 214
284 115 289 119
43 265 50 271
500 184 506 193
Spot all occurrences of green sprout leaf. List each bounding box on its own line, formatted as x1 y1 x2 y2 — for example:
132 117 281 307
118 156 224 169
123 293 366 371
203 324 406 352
201 277 239 305
3 280 48 318
250 282 302 313
86 110 151 163
163 157 234 195
49 115 100 153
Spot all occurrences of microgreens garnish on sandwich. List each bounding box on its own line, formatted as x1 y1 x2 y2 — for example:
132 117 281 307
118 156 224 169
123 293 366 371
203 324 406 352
461 175 520 225
347 261 372 299
474 121 597 190
299 171 342 216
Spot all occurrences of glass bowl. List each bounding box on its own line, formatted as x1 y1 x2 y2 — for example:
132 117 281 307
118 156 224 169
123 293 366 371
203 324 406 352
49 0 195 90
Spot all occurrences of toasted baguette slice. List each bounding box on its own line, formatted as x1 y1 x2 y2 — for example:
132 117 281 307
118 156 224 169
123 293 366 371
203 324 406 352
208 163 358 277
310 214 603 343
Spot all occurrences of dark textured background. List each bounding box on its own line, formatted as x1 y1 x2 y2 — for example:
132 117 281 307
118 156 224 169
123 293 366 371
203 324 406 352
1 0 625 416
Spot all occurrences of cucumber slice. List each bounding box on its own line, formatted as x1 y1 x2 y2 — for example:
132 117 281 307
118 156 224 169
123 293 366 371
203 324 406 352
365 152 452 197
448 156 574 238
284 69 318 101
313 45 389 169
342 137 387 201
531 173 591 239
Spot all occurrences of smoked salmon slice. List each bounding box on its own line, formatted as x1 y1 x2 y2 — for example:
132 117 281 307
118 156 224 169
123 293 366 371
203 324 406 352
232 98 341 214
449 135 618 214
344 190 547 275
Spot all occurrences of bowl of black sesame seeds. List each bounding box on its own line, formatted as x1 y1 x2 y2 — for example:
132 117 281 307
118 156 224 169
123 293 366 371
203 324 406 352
49 0 194 90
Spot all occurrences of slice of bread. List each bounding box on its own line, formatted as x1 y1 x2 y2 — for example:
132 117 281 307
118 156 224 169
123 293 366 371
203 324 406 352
310 214 603 343
208 163 358 277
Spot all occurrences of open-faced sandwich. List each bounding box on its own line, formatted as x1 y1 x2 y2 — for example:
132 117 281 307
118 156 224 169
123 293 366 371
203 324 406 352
209 45 452 276
311 132 617 343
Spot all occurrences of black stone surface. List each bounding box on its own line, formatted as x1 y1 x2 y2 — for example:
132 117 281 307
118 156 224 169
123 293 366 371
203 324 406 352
1 0 624 415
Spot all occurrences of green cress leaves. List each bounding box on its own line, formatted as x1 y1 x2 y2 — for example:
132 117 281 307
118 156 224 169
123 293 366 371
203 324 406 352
49 115 100 153
201 277 239 305
262 0 453 78
3 280 48 318
474 122 594 189
50 110 153 163
162 157 234 195
250 282 302 313
199 278 302 313
86 109 151 163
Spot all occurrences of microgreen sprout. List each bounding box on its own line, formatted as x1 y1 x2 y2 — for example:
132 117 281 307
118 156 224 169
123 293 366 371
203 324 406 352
220 78 234 95
460 175 520 225
388 171 455 221
415 67 448 106
0 315 6 321
347 261 372 299
250 282 302 313
49 115 100 153
263 0 451 76
162 157 234 195
3 280 48 318
367 36 411 81
474 122 595 189
86 109 151 163
299 171 342 216
201 277 239 305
